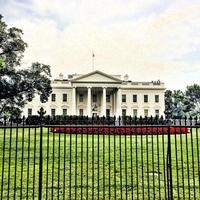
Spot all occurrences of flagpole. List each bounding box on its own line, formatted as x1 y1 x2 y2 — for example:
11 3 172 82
92 56 94 71
92 53 95 71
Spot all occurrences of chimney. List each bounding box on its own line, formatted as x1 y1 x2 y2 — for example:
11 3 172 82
59 73 64 80
124 74 129 81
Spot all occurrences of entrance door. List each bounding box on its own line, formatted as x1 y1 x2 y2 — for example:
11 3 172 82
106 109 110 117
79 109 84 116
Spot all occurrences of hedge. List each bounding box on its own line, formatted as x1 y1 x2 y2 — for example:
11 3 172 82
25 115 167 125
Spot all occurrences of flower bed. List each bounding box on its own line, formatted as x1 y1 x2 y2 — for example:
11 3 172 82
50 126 189 135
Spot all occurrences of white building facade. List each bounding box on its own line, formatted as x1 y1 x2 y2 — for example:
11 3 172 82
23 70 165 117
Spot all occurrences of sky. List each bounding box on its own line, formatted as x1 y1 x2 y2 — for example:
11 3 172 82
0 0 200 90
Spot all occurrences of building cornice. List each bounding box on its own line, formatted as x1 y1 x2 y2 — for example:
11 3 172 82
51 86 72 89
51 86 165 90
71 81 122 84
120 87 166 90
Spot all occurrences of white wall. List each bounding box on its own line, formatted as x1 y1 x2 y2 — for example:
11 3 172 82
23 88 72 117
120 89 165 117
23 87 165 117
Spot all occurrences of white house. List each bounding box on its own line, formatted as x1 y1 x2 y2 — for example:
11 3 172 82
23 70 165 117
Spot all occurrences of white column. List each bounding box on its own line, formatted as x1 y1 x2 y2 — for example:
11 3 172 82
87 87 91 117
102 87 106 116
72 87 76 115
113 92 115 116
116 87 121 117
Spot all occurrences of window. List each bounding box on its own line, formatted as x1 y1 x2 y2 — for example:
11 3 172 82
63 109 67 116
51 109 56 116
63 93 67 102
51 94 56 102
106 109 110 117
106 95 110 103
144 109 148 117
144 95 148 103
133 109 137 117
155 109 159 117
79 109 84 116
79 94 84 102
28 108 32 116
122 94 126 103
122 109 126 116
133 95 137 103
155 95 159 103
93 94 97 103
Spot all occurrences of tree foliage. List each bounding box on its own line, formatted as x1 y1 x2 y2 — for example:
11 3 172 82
165 86 199 118
185 84 200 116
0 14 52 116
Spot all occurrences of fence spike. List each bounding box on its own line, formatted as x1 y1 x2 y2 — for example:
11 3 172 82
134 116 137 125
139 116 143 125
129 115 132 125
10 116 13 126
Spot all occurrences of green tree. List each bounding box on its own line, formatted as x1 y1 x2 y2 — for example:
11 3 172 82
165 89 194 118
0 56 5 69
185 84 200 116
0 14 52 116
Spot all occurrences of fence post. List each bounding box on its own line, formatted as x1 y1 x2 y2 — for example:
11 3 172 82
165 109 173 200
37 107 46 200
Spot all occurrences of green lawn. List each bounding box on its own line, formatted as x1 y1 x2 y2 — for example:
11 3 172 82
0 127 199 199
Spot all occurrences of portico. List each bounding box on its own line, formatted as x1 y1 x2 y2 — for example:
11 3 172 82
71 86 121 117
71 70 123 117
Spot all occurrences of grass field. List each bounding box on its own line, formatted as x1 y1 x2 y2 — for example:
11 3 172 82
0 127 199 199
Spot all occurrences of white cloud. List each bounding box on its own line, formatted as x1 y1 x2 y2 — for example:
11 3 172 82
0 0 200 90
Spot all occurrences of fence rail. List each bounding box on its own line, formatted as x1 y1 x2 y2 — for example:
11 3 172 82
0 113 200 199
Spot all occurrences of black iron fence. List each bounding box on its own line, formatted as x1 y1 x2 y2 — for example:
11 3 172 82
0 111 199 199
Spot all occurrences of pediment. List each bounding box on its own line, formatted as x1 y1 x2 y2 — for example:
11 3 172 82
72 70 122 83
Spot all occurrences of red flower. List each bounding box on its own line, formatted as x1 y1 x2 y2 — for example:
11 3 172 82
50 126 189 135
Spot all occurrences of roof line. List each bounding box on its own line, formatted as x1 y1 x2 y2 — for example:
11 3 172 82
71 70 122 82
